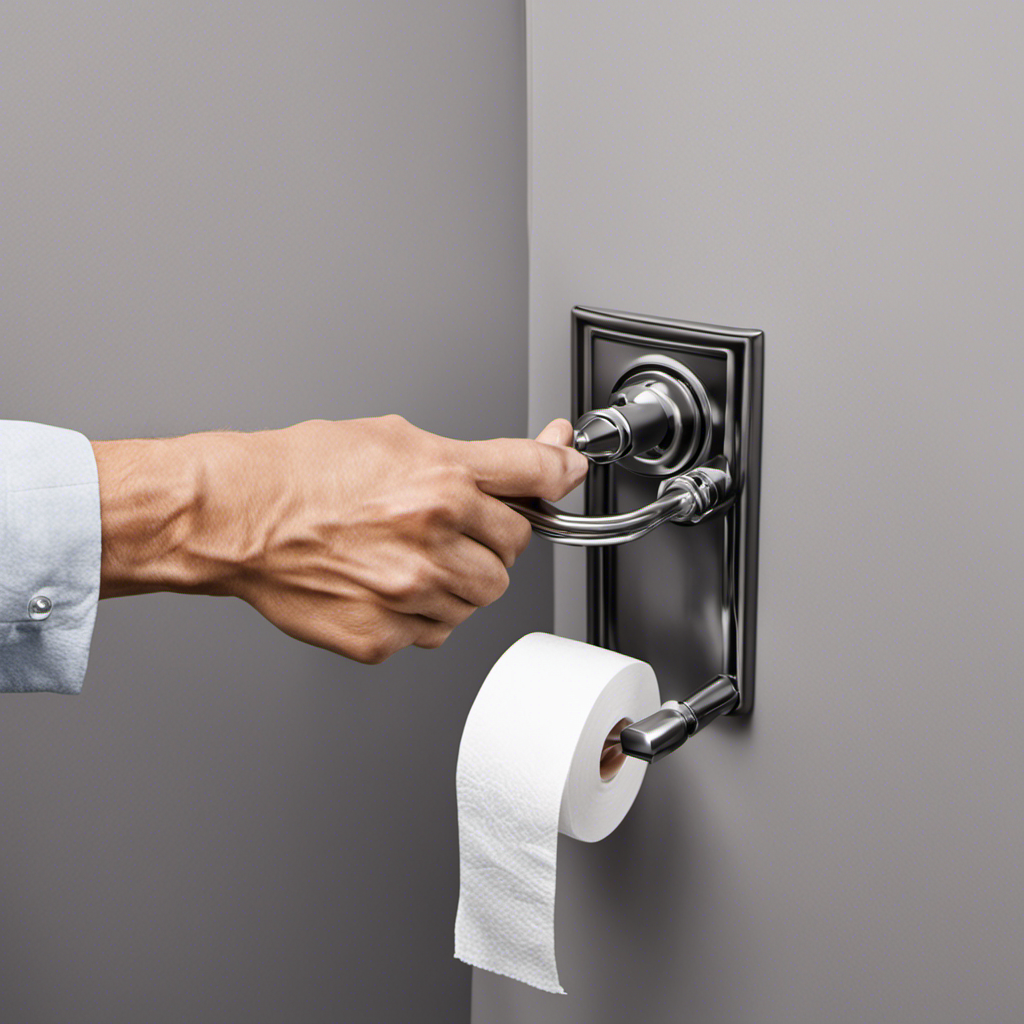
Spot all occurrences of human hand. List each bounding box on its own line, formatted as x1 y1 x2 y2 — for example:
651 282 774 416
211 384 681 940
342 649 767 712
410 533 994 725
93 416 587 663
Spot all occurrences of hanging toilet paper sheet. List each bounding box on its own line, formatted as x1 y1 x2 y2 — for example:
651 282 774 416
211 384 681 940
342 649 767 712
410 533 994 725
454 632 659 993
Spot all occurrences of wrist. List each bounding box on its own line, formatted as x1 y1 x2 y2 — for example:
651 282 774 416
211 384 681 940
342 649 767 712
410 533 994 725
92 432 252 598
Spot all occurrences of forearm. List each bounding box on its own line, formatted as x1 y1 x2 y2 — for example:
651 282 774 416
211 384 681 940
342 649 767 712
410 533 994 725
3 414 581 679
91 432 254 598
87 416 585 663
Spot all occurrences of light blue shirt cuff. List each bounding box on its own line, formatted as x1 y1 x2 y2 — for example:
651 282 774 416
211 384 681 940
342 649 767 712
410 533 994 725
0 421 101 694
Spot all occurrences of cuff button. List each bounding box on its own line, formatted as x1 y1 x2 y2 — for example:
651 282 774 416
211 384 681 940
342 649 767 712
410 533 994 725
28 595 53 620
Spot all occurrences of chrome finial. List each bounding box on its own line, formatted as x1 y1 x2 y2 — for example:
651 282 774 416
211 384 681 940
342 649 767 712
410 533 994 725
619 676 740 763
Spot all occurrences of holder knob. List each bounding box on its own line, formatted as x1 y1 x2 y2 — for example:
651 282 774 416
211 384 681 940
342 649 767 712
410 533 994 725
572 358 712 476
573 383 676 463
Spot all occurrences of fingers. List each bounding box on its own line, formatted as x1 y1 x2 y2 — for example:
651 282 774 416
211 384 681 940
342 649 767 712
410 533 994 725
364 534 503 653
379 570 479 626
352 612 453 659
371 526 511 619
432 533 511 608
332 610 454 660
412 617 455 650
459 491 534 567
243 588 419 665
450 427 588 501
314 605 455 660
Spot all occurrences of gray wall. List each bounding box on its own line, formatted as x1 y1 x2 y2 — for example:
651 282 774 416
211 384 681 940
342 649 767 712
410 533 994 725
475 2 1024 1022
1 4 535 1022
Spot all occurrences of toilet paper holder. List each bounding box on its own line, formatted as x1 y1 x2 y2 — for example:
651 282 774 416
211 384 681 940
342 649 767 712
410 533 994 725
507 306 764 764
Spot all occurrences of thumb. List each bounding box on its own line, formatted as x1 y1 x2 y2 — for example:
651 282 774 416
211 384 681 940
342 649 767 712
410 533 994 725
535 418 575 447
451 421 588 501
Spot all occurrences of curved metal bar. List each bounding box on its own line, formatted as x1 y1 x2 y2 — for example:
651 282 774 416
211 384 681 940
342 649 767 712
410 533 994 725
505 488 697 547
504 457 733 547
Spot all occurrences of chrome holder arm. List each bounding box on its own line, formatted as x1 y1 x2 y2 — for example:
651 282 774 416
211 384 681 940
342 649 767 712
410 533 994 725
618 675 740 763
506 491 692 546
506 457 734 547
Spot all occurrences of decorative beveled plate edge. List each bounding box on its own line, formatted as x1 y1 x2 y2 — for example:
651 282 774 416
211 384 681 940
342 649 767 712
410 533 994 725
572 305 764 714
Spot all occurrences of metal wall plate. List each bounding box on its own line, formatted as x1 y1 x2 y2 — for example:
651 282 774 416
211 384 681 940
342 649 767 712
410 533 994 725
573 306 764 713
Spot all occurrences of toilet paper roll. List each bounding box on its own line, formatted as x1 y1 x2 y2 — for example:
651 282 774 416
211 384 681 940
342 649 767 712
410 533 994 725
454 632 659 994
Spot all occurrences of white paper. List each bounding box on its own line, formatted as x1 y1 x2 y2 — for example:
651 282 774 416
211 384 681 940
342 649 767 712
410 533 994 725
454 632 659 993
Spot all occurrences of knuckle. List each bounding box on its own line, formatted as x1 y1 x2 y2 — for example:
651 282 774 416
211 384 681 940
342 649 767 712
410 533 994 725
290 418 332 440
377 413 418 443
411 559 437 592
420 493 457 528
351 634 394 664
544 457 584 500
384 560 435 601
440 460 474 486
457 464 476 490
417 471 474 530
481 565 510 606
393 505 439 540
417 625 453 650
379 573 407 602
493 531 520 569
433 463 475 506
453 603 476 626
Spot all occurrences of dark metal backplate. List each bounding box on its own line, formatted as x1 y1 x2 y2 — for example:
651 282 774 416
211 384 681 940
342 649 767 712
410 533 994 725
573 306 764 713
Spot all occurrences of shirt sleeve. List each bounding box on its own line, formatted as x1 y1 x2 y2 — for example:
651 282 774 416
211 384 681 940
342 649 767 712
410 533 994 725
0 421 101 694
